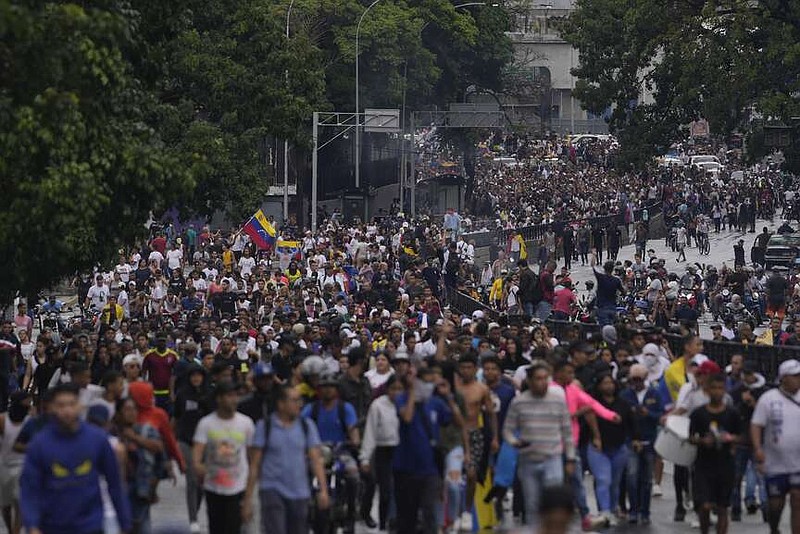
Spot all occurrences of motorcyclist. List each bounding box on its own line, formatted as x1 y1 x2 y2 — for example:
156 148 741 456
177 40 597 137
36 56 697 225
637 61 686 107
297 354 326 404
301 373 360 534
42 295 64 314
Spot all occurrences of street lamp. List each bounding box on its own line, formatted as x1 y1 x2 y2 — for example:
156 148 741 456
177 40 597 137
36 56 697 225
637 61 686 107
283 0 296 224
354 0 384 191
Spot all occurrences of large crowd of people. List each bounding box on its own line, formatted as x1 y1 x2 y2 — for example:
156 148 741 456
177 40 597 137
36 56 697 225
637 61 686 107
1 133 800 534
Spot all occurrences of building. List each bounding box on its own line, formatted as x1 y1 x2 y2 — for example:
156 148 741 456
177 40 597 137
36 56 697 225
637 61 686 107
505 0 608 134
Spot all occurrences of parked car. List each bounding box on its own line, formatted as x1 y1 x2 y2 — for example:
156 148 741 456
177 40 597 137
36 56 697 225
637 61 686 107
764 233 800 270
688 154 722 172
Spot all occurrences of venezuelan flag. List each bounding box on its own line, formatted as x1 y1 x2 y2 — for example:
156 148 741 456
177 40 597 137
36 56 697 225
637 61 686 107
243 209 277 249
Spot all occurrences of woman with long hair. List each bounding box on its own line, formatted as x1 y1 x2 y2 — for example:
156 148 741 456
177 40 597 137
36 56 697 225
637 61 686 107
586 373 636 525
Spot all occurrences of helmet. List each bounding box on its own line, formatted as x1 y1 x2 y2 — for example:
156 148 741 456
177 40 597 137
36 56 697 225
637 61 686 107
318 373 340 387
300 355 326 377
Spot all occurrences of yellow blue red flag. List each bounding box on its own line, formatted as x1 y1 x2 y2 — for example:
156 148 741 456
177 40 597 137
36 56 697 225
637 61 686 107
243 209 276 249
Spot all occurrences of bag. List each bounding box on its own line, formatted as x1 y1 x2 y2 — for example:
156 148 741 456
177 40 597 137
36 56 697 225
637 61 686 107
418 403 447 477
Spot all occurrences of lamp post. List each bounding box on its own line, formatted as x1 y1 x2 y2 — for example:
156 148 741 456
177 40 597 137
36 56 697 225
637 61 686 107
283 0 296 224
354 0 384 191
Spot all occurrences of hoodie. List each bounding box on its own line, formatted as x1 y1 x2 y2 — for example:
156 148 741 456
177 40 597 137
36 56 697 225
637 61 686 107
129 381 185 470
20 421 132 534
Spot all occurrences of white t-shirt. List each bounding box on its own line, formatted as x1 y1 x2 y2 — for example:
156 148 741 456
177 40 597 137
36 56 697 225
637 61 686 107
115 263 131 283
148 250 164 265
86 285 109 309
193 412 255 495
166 249 183 270
238 256 256 277
751 388 800 476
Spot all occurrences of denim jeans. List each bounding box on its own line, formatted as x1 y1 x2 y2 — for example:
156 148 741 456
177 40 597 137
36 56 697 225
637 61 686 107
523 302 535 317
535 301 552 323
517 455 564 528
626 446 655 520
443 446 465 525
587 444 629 513
732 447 766 513
569 452 590 518
597 306 617 326
260 489 309 534
179 441 203 523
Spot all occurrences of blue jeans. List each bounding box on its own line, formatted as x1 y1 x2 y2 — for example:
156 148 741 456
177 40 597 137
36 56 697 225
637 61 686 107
518 455 563 528
732 447 766 513
535 301 552 323
443 446 464 525
587 444 629 513
597 306 617 326
131 497 152 534
626 446 655 520
569 452 590 518
523 302 535 317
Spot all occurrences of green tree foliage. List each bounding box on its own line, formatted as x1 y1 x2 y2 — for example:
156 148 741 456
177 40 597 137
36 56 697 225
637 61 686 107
562 0 800 165
0 0 192 300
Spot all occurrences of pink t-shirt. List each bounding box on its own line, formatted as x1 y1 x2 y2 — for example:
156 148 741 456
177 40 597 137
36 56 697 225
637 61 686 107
552 288 576 314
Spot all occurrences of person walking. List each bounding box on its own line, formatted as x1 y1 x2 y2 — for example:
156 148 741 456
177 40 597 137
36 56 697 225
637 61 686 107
689 373 741 534
19 383 132 534
359 375 402 531
503 362 575 529
243 384 329 534
586 373 635 526
751 359 800 534
620 364 664 525
193 381 255 534
173 365 209 532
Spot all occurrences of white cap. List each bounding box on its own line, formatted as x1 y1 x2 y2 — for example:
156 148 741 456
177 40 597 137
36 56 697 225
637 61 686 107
472 310 485 320
690 354 709 366
778 359 800 379
461 318 473 327
122 354 143 367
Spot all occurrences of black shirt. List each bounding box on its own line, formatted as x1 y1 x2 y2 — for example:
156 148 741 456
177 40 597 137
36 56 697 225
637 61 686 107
595 396 636 452
594 269 623 308
689 404 741 469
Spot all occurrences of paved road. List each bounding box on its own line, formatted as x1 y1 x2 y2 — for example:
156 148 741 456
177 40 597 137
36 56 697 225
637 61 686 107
140 465 787 533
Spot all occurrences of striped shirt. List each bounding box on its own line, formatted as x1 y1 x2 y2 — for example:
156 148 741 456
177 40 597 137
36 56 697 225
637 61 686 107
502 386 575 462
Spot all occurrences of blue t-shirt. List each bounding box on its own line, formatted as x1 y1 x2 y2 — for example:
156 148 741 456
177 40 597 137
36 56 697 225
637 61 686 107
392 394 452 476
300 401 357 444
252 415 321 499
490 381 516 434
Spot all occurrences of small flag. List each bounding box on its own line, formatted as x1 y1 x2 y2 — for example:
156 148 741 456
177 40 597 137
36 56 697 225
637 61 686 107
243 209 277 249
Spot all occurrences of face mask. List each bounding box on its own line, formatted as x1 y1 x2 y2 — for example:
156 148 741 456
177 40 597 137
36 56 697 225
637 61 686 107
416 380 435 403
643 354 658 368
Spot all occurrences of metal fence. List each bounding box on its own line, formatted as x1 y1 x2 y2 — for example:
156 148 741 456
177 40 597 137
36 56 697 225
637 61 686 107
449 293 798 381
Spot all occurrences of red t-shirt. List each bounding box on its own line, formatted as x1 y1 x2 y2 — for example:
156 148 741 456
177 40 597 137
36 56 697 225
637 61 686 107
151 236 167 255
143 348 177 391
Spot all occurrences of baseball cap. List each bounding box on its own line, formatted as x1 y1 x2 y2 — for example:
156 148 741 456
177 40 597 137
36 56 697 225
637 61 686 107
472 310 485 320
696 360 721 375
690 354 709 367
122 354 143 367
461 318 473 327
778 359 800 379
252 361 275 378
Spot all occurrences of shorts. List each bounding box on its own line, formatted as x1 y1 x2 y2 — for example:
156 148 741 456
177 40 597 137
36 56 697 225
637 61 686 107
0 464 21 507
693 464 734 508
466 429 485 473
765 472 800 499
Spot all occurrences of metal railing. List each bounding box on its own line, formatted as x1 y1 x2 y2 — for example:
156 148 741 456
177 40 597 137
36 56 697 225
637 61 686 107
448 292 797 381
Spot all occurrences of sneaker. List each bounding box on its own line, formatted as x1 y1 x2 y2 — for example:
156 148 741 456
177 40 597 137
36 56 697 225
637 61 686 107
604 512 618 527
690 518 700 529
746 502 759 515
581 514 608 531
652 484 663 497
362 514 378 529
459 512 473 532
674 506 686 522
189 523 201 534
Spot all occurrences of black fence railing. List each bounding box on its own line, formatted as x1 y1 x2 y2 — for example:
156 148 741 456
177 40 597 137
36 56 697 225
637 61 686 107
545 319 797 382
449 292 797 382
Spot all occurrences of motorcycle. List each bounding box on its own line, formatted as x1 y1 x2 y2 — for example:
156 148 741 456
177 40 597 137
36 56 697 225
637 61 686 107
312 443 354 534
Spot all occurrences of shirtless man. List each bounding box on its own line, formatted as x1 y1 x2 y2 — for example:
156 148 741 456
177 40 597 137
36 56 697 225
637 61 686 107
456 353 499 526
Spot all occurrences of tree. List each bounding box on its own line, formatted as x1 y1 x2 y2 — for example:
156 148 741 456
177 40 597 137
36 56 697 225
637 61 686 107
0 0 193 301
562 0 800 166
